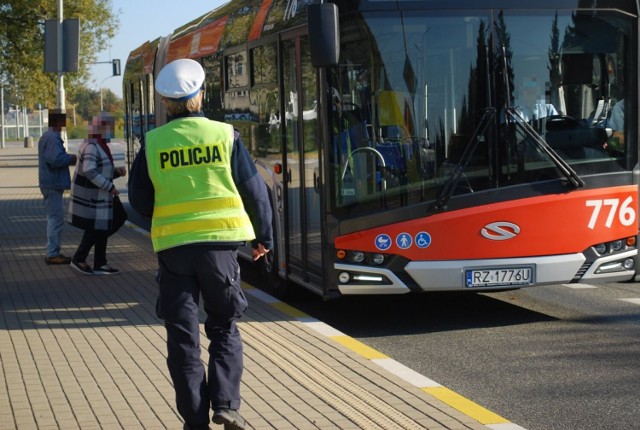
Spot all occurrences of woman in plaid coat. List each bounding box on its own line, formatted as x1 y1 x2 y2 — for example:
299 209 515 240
68 113 126 275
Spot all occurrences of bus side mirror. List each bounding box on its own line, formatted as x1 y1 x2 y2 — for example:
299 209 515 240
308 3 340 67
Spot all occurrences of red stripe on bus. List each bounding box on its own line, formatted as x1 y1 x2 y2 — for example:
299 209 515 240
334 186 638 261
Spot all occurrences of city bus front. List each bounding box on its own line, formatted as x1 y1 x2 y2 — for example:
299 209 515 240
320 2 638 295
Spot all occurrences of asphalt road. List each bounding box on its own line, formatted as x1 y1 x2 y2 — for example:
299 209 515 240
283 282 640 430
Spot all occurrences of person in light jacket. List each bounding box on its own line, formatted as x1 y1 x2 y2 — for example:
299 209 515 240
68 113 126 275
38 109 77 265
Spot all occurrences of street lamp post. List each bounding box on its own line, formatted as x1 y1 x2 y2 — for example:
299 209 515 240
100 74 118 112
38 104 44 135
56 0 65 111
14 105 20 139
1 85 5 149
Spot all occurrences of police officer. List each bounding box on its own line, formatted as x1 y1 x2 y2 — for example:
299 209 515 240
145 58 273 430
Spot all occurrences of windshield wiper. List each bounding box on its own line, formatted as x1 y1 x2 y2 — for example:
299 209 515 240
431 107 496 212
505 107 584 188
430 106 585 214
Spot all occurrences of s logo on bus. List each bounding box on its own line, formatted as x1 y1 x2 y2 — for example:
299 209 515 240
481 222 520 241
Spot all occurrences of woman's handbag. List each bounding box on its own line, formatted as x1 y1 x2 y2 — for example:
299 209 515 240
109 195 128 235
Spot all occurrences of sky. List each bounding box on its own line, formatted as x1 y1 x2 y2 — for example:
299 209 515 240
89 0 228 98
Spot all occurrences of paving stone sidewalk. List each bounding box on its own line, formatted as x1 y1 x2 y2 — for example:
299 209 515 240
0 144 494 430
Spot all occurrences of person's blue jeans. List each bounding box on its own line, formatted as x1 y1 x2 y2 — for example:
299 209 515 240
41 188 65 257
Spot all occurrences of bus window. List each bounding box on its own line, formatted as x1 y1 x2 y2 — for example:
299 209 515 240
130 81 142 141
500 11 631 172
202 54 224 121
249 43 280 159
329 9 633 216
251 43 277 86
224 50 251 138
330 11 489 213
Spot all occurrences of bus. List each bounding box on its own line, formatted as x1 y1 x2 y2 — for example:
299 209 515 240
123 0 639 300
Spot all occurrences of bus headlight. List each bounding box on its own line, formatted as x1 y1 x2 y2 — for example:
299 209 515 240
594 243 607 254
351 251 365 263
623 258 635 270
372 254 385 265
338 272 351 283
610 240 623 252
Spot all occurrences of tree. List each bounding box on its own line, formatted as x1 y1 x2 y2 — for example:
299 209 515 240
70 85 99 119
0 0 119 110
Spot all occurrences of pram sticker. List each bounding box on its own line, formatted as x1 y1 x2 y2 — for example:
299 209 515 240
375 234 392 251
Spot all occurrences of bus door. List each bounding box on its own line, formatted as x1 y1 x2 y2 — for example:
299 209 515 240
125 79 144 167
282 34 323 289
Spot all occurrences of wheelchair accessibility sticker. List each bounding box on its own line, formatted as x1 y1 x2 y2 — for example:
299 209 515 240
415 232 432 248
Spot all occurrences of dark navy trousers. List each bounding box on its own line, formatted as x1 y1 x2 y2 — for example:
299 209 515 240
156 244 248 426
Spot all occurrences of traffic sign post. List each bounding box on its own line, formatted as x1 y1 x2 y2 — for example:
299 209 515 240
43 1 80 112
44 19 79 73
95 59 121 111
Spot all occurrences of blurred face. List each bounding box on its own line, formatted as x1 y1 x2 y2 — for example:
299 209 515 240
102 121 115 140
90 115 115 140
50 115 66 129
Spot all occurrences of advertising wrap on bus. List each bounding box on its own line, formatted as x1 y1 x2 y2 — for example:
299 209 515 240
124 0 640 299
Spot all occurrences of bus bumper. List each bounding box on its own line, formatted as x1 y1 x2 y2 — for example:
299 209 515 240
335 250 636 295
404 251 636 291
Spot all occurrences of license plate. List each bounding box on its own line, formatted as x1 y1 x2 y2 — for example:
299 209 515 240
465 266 534 288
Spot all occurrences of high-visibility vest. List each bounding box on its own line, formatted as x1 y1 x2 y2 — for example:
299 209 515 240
145 117 255 252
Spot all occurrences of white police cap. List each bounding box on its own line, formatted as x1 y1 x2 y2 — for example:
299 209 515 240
155 59 205 101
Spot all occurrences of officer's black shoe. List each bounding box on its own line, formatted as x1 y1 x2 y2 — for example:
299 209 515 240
212 408 246 430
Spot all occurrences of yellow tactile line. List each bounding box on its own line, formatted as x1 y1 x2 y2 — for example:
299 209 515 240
243 284 521 429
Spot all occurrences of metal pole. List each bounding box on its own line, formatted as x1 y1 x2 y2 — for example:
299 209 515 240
100 76 114 112
15 105 20 139
57 0 65 111
1 85 5 149
23 106 28 138
39 104 43 135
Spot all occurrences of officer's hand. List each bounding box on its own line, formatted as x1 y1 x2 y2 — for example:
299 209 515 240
252 244 269 261
69 154 77 166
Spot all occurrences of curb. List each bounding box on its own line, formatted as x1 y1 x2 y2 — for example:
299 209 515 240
243 286 527 430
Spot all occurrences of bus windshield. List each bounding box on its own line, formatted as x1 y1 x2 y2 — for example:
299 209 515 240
329 10 634 215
